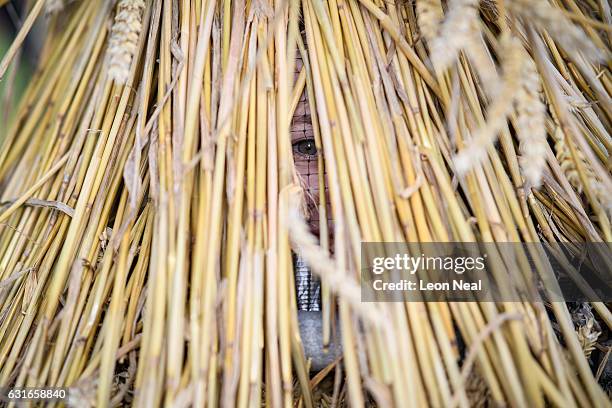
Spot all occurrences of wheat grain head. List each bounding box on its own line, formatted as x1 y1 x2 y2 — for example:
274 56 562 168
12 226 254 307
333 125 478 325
552 127 610 212
516 53 547 188
46 0 64 14
416 0 444 44
107 0 146 84
429 0 480 70
508 0 604 61
454 35 524 175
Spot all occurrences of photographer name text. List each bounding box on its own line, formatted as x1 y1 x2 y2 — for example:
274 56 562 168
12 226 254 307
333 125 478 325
372 279 481 291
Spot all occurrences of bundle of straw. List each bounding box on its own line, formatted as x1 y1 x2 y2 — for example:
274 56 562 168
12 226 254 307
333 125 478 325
0 0 610 406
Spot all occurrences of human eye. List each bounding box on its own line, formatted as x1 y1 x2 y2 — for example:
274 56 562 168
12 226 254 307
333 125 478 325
292 138 317 157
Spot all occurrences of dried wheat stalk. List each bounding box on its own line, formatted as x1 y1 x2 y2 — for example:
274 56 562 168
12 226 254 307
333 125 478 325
0 0 610 406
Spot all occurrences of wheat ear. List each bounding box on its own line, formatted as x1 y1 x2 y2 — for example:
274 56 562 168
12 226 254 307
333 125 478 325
429 0 499 97
429 0 480 70
46 0 64 14
416 0 444 44
553 127 609 211
107 0 146 84
454 35 523 174
516 53 547 188
284 186 380 327
577 319 600 359
507 0 603 61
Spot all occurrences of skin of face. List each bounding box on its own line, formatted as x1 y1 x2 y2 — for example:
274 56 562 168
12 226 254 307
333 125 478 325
291 46 333 249
291 54 324 237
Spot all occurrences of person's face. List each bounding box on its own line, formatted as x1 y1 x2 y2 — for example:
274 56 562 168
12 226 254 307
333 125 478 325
291 87 321 235
291 50 333 247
